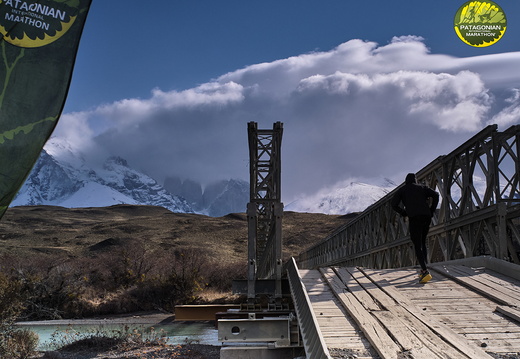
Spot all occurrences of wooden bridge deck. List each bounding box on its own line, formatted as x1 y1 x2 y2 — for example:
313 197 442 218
300 261 520 359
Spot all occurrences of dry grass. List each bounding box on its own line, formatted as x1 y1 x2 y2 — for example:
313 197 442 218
0 205 353 318
0 205 349 263
197 289 241 304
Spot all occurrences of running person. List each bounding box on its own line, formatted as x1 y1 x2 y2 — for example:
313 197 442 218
391 173 439 283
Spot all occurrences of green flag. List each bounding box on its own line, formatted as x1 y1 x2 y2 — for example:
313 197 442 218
0 0 92 219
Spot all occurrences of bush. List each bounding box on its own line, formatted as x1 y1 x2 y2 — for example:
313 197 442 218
106 240 154 288
0 329 39 359
122 248 209 312
204 261 246 292
0 271 24 323
0 254 92 320
18 260 90 320
0 272 38 358
0 244 238 320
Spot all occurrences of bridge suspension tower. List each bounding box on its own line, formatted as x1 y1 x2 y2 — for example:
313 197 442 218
247 121 284 303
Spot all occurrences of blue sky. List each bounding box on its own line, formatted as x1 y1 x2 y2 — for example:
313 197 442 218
65 0 520 112
54 0 520 205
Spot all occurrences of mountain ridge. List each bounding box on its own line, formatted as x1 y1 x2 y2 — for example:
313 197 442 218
11 138 394 216
11 138 254 216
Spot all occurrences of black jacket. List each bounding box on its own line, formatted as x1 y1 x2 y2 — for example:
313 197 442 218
391 182 439 218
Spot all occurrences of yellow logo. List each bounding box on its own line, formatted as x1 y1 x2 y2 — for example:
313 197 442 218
454 1 507 47
0 0 78 48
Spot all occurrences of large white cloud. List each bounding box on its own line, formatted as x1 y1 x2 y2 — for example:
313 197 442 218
53 36 520 202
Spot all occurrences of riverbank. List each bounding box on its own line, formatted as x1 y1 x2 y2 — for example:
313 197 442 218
35 343 220 358
19 312 221 358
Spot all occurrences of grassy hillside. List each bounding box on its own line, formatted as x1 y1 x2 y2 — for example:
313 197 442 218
0 205 348 260
0 205 351 319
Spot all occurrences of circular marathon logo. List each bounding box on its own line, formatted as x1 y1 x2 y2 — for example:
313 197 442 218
454 1 507 47
0 0 79 48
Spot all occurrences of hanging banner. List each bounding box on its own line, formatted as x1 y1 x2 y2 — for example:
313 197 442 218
0 0 92 219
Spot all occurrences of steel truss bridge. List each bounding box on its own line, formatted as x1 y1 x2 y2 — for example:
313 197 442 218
297 124 520 270
220 123 520 359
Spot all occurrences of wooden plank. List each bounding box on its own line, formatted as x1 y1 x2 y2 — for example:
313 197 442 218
496 305 520 324
431 265 520 308
372 310 444 359
448 319 517 328
412 305 496 314
456 326 520 334
368 276 495 359
468 338 520 349
463 332 520 340
409 289 482 298
313 302 345 308
479 269 520 294
460 257 520 282
448 265 520 306
319 267 401 359
302 269 374 354
344 267 397 309
333 267 381 311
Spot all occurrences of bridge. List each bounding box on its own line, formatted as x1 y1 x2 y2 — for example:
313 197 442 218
218 123 520 359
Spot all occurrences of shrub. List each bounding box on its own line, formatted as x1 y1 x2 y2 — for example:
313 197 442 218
107 240 154 288
123 248 209 312
1 329 39 359
18 260 90 320
0 271 24 324
0 272 38 358
204 260 246 292
0 243 239 320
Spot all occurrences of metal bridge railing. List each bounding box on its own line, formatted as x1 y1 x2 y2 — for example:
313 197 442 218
298 124 520 270
286 258 332 359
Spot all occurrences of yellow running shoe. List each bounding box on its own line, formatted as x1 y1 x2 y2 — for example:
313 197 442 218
419 271 432 284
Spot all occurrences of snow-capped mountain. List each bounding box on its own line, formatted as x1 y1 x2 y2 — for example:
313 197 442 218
163 176 249 216
11 138 396 217
11 140 193 213
285 179 397 215
11 138 251 216
203 179 249 217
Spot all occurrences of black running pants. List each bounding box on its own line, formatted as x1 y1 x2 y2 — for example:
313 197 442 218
409 215 431 271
